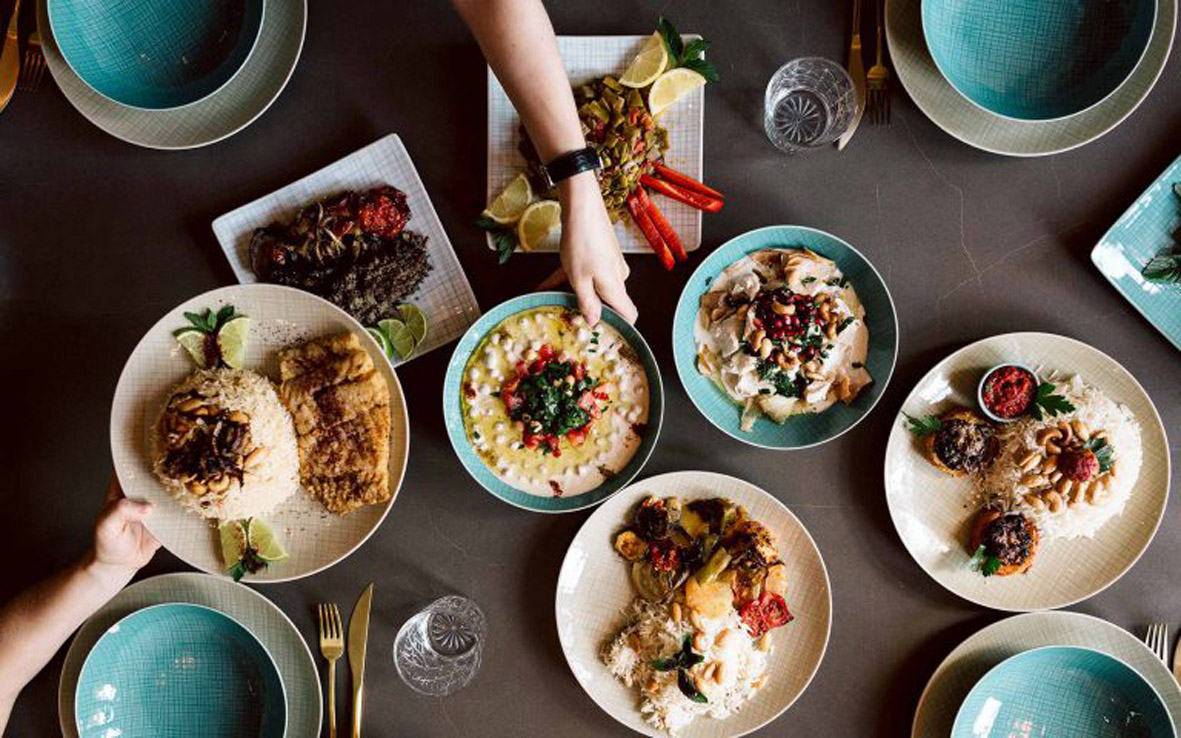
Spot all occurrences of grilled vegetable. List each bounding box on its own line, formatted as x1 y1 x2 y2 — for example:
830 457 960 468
640 174 724 212
636 187 686 262
627 193 675 269
614 530 648 562
652 162 725 200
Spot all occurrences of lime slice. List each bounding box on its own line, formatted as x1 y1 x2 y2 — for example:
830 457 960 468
366 327 391 357
378 318 416 360
219 520 248 570
246 518 288 562
620 32 669 88
516 200 562 252
397 304 428 346
216 316 251 369
176 328 212 369
648 67 707 116
482 173 533 225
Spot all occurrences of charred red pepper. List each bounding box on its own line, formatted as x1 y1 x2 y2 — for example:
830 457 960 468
640 174 724 213
626 193 675 270
636 187 686 262
651 162 725 200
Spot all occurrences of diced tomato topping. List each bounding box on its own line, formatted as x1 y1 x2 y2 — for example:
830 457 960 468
576 391 595 410
648 540 680 572
593 391 609 401
523 433 541 449
589 405 602 419
567 427 587 446
538 344 556 361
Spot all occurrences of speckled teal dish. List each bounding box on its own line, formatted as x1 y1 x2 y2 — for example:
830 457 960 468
48 0 264 109
922 0 1157 120
75 603 286 738
1091 153 1181 352
672 226 897 450
953 646 1175 737
443 292 663 513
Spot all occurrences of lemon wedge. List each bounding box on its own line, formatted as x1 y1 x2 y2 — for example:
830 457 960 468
648 67 707 116
516 200 562 252
620 32 669 88
482 173 533 225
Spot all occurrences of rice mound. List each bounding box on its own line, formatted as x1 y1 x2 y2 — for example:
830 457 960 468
154 368 299 520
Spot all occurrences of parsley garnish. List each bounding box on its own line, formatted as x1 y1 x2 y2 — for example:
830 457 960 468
969 545 1002 577
1085 438 1115 473
757 358 808 398
510 361 599 443
902 412 942 436
476 216 518 264
657 17 719 82
1028 382 1076 420
652 636 709 704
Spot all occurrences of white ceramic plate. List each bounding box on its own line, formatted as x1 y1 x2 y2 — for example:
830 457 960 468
110 284 409 582
555 471 831 737
37 0 306 150
912 611 1181 736
59 572 321 738
487 35 705 254
885 0 1176 156
212 134 480 367
885 333 1170 611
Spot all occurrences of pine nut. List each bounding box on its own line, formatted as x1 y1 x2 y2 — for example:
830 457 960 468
1056 477 1074 496
1018 451 1041 471
1023 493 1045 509
1050 471 1063 484
1041 455 1058 474
702 662 718 682
1019 474 1047 489
714 661 727 684
693 632 708 654
716 629 734 649
1043 490 1063 513
1071 420 1091 442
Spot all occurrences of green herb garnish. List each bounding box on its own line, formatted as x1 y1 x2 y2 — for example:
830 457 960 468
177 305 238 337
800 276 817 285
1142 253 1181 283
969 545 1002 577
903 412 942 436
511 361 600 444
1085 438 1115 473
837 316 855 334
476 216 518 264
1028 382 1076 420
657 17 719 82
651 637 709 703
228 546 268 583
757 358 808 398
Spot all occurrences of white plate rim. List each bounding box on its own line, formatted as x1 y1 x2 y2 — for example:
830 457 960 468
554 469 833 737
884 331 1171 612
109 283 410 583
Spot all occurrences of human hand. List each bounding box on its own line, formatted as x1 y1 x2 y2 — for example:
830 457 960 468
540 172 638 326
88 477 160 585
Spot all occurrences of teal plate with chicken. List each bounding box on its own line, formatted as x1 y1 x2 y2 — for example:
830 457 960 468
1091 153 1181 352
75 603 286 738
673 225 897 450
443 292 663 513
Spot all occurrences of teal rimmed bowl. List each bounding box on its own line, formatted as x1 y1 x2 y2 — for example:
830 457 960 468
672 225 898 449
443 292 663 513
75 603 286 738
48 0 265 110
922 0 1157 121
953 645 1175 737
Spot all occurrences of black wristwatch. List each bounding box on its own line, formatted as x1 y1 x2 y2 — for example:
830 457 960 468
541 147 601 189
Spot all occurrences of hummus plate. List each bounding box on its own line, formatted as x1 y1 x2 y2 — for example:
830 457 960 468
444 292 663 512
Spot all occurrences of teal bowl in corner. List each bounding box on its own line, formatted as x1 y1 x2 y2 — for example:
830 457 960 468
48 0 265 110
922 0 1157 121
75 603 286 738
443 292 663 513
672 225 898 450
953 645 1175 737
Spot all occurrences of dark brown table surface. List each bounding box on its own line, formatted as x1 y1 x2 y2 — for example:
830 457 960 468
2 1 1179 736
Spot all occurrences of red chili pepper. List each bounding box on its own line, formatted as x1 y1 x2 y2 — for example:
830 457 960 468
626 193 675 269
636 187 686 262
640 174 724 213
652 162 725 200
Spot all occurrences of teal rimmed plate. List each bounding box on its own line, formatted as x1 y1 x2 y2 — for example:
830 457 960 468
673 225 898 450
443 292 663 513
1091 152 1181 351
953 646 1174 737
75 603 286 738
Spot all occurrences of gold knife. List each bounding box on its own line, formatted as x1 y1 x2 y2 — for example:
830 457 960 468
0 0 22 113
836 0 866 151
348 584 374 738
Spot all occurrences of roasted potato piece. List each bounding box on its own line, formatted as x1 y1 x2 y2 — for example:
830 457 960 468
764 562 787 596
685 574 733 620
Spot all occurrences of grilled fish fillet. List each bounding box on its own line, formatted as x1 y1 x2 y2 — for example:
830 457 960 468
278 332 390 515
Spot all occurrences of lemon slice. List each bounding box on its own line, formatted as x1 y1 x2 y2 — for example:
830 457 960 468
219 520 248 570
216 316 251 369
246 518 288 562
648 67 707 116
482 173 533 225
175 328 211 369
378 318 416 360
620 32 669 88
397 304 428 345
516 200 562 252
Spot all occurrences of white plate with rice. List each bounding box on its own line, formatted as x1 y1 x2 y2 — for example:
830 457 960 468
885 332 1170 612
555 471 831 737
111 284 409 582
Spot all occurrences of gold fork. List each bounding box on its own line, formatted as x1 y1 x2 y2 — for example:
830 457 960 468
17 30 41 91
866 0 891 124
318 603 345 738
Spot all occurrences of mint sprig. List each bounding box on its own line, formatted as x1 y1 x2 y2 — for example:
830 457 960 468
177 305 238 336
651 635 709 703
657 17 719 83
476 216 518 264
1085 438 1115 473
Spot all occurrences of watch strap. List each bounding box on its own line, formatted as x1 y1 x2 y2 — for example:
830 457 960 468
542 147 601 188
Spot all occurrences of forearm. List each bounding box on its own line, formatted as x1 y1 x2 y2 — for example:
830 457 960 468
451 0 585 161
0 555 132 713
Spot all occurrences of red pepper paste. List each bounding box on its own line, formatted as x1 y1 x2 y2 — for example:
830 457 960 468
981 366 1037 419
